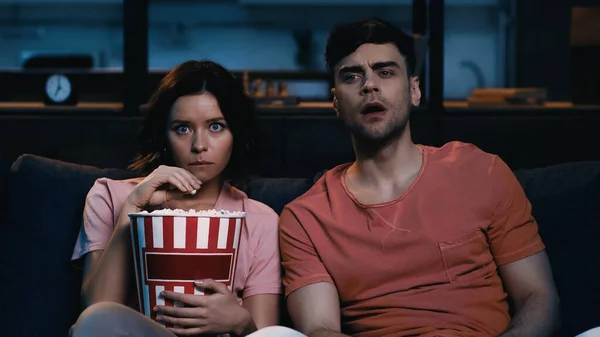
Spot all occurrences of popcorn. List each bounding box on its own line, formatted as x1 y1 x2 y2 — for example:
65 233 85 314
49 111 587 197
135 208 245 217
190 189 197 195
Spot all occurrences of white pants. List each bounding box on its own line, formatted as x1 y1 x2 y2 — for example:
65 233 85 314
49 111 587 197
73 302 600 337
576 327 600 337
70 302 307 337
247 326 307 337
253 325 600 337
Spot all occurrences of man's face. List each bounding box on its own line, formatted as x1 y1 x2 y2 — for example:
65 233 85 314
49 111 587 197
332 43 421 143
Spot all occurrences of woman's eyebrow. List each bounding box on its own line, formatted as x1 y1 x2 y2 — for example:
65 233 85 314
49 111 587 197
170 119 189 125
206 117 226 123
170 117 225 125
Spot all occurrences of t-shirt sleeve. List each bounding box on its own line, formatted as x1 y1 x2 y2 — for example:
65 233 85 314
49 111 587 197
487 156 545 266
242 209 284 299
279 206 333 298
71 179 118 263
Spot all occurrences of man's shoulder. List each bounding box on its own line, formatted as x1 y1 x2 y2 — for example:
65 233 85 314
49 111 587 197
426 141 496 160
424 141 499 173
284 163 350 215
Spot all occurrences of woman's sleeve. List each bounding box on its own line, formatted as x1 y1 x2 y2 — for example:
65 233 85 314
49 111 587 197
71 179 119 264
242 209 283 299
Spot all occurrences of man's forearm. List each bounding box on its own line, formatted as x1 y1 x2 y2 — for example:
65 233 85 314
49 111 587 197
308 328 350 337
500 293 560 337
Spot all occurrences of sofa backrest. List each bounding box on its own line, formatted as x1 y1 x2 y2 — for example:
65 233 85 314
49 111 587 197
0 155 139 337
0 153 10 220
514 161 600 336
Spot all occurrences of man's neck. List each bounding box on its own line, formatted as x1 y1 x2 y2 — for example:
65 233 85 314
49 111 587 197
349 128 422 190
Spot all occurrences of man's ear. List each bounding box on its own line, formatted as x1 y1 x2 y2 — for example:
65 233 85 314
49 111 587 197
331 88 340 116
410 76 421 106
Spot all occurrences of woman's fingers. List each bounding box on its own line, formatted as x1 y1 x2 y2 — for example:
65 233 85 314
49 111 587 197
147 189 187 205
129 165 203 208
177 168 202 190
163 175 187 193
160 168 200 193
168 173 194 193
156 315 203 328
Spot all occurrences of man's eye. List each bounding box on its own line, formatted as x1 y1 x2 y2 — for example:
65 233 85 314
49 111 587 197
344 74 359 82
209 123 224 132
380 70 393 77
176 125 191 134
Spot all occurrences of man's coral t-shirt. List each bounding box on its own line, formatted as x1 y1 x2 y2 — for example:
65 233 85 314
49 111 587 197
279 142 545 337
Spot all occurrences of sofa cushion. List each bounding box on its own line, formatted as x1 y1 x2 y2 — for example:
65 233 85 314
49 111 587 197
0 155 136 337
515 161 600 336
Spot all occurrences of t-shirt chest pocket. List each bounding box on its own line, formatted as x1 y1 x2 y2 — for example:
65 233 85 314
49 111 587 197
438 229 496 283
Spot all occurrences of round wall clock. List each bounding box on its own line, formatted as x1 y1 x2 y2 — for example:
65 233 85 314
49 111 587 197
44 74 77 105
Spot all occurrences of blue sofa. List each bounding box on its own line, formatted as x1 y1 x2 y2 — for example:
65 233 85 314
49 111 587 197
0 154 598 337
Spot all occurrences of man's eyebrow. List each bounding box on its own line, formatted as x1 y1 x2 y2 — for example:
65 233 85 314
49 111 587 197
370 61 401 70
337 61 401 76
338 65 364 75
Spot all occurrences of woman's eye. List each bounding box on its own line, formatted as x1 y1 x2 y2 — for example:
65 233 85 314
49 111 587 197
176 125 191 134
209 123 224 132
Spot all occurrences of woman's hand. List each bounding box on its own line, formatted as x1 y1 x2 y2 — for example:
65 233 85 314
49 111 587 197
155 279 255 336
127 165 202 210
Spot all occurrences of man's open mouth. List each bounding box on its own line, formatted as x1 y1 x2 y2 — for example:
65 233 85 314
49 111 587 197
361 102 386 115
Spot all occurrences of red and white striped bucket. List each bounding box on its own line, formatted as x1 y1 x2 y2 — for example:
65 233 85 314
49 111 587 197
129 211 245 323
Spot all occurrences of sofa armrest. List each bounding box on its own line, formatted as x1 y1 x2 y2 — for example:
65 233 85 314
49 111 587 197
0 153 10 220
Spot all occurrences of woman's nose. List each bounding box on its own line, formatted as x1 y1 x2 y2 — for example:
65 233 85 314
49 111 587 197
192 135 207 152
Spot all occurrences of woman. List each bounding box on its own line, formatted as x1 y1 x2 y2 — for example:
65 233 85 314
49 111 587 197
70 60 303 337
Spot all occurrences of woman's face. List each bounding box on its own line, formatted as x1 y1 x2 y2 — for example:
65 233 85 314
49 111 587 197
166 93 233 183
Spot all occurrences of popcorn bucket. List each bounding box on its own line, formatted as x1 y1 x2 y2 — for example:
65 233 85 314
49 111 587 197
129 210 245 324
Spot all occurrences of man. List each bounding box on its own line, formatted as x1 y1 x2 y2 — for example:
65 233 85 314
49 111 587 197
279 18 560 337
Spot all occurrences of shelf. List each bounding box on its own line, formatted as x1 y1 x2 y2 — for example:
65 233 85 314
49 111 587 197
1 101 599 119
0 0 122 4
238 0 500 6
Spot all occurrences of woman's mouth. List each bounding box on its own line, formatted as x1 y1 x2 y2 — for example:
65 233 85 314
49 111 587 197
189 161 214 166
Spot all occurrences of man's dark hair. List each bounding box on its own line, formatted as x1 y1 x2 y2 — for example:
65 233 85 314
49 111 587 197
325 17 416 79
129 60 258 180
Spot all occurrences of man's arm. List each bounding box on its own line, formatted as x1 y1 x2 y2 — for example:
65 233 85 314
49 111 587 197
287 282 349 337
485 156 560 336
279 204 346 337
498 251 560 337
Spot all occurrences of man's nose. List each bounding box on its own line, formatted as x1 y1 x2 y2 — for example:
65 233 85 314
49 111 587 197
361 75 380 94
